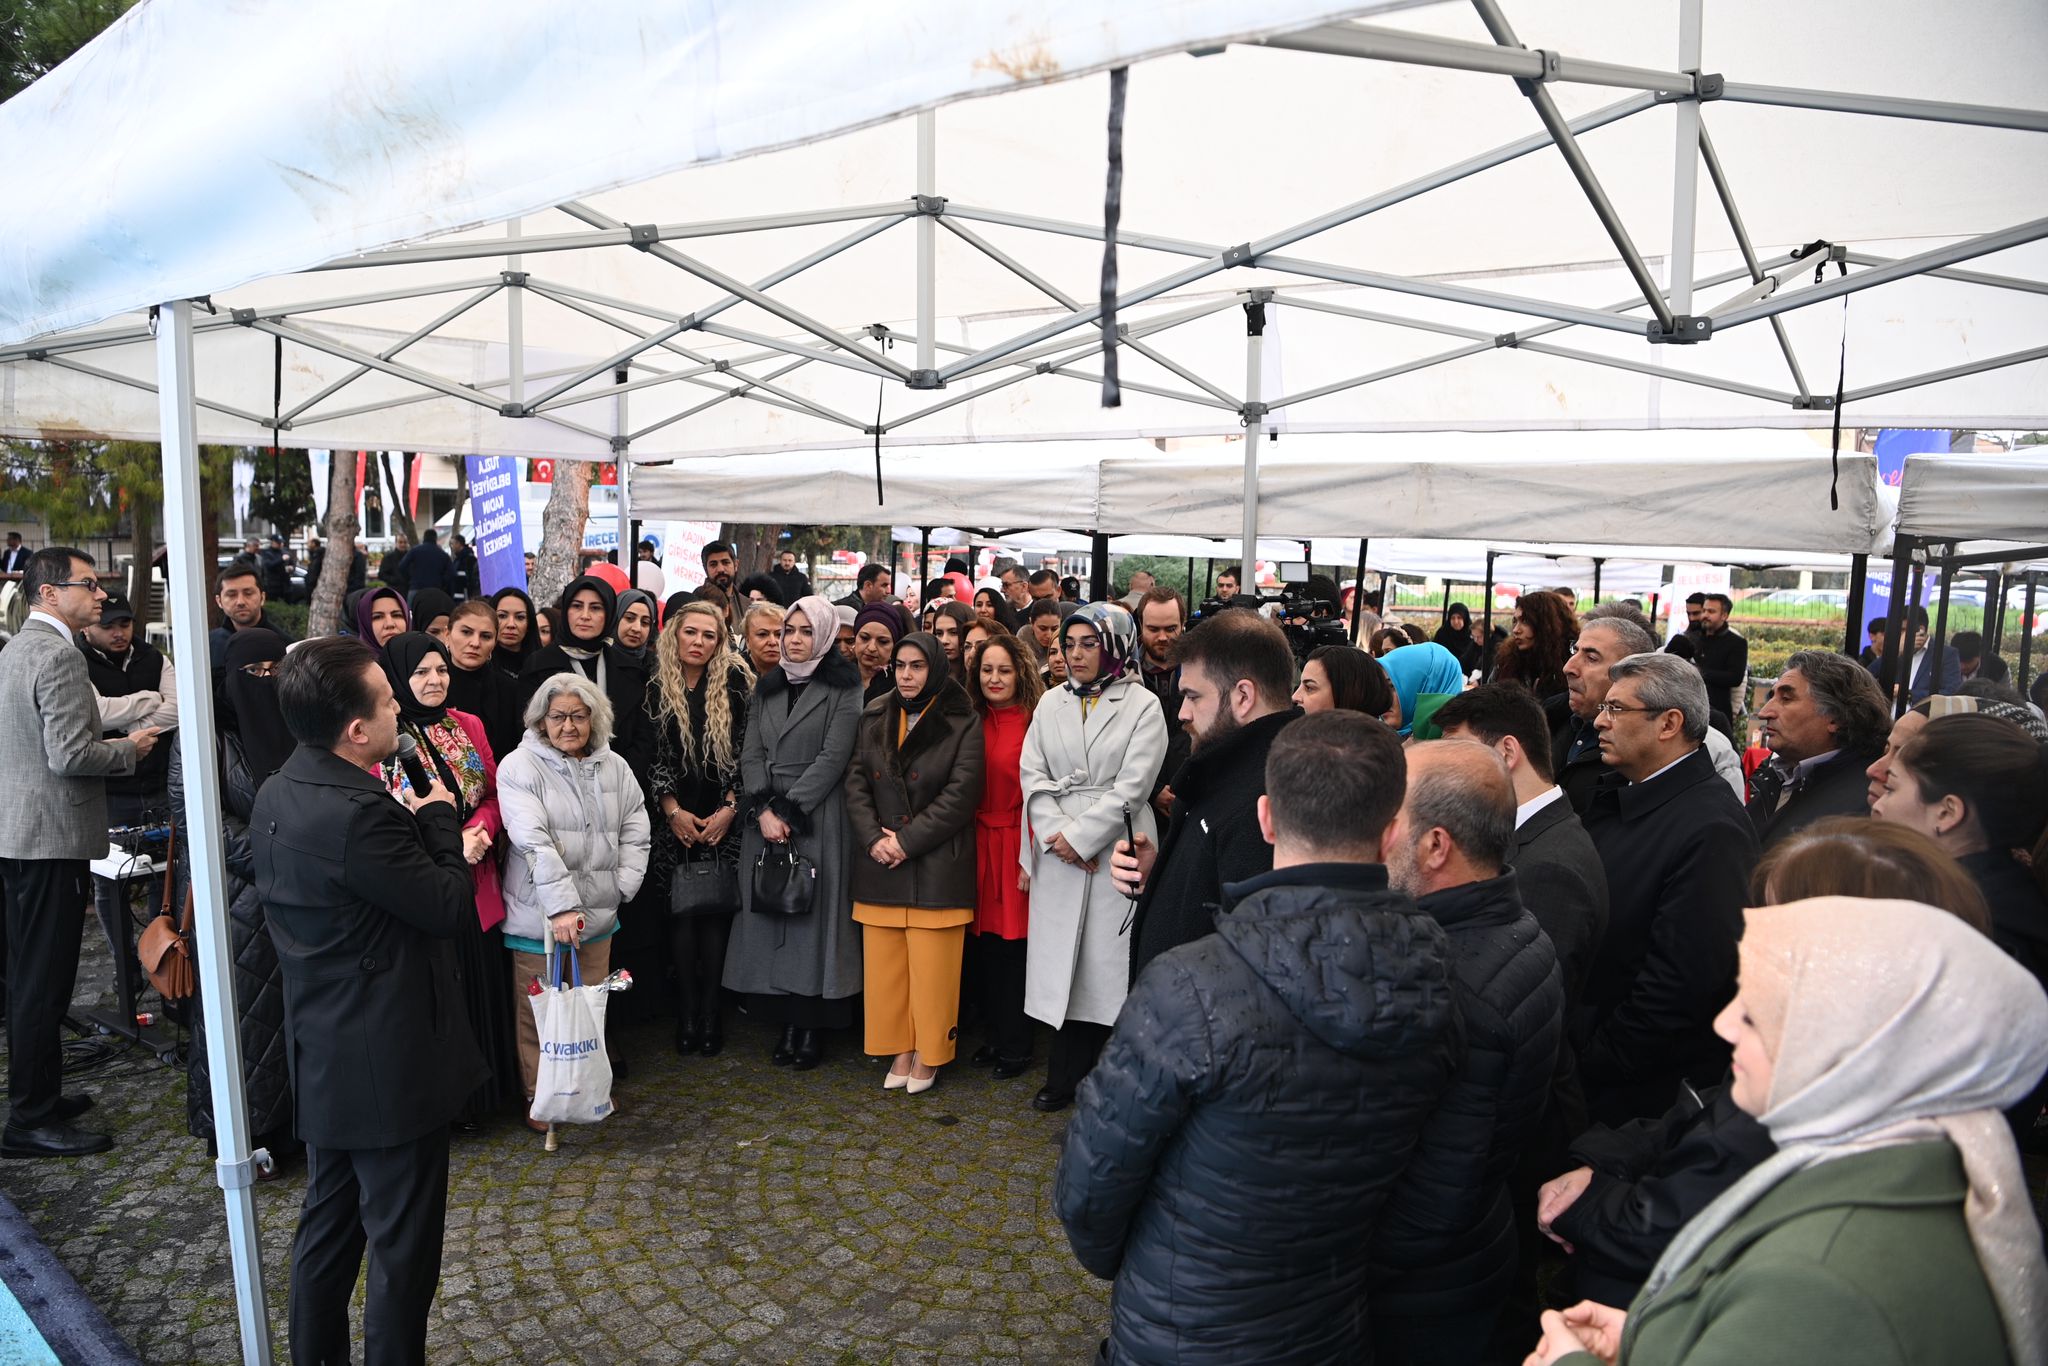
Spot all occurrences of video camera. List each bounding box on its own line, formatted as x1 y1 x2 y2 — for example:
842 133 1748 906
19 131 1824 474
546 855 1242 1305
1193 584 1349 662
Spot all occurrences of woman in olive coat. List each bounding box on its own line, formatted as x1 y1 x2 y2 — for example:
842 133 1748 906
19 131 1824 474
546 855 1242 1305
844 632 985 1093
1528 897 2048 1366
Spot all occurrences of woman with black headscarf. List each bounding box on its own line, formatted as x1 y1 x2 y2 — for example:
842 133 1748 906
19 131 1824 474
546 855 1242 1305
410 588 456 641
490 587 540 681
613 589 660 666
355 585 410 648
175 628 297 1157
852 603 904 704
445 600 522 763
844 631 986 1094
374 631 519 1127
1434 601 1484 674
517 574 652 781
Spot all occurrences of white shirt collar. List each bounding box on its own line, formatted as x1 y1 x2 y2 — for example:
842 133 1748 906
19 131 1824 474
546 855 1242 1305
1633 747 1696 786
1514 785 1565 828
28 609 73 644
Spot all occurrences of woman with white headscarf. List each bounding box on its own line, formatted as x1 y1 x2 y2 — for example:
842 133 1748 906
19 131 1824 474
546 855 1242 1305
1526 896 2048 1366
722 594 864 1071
1017 602 1169 1113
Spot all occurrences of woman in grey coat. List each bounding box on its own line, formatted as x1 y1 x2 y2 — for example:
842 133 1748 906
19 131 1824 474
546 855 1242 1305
723 595 864 1070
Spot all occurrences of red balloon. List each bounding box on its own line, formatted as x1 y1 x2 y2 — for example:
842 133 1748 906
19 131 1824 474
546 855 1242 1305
586 562 631 594
945 572 972 603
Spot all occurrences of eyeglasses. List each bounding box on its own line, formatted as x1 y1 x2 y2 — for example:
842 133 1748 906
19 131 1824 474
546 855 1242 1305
238 661 281 678
1593 701 1666 717
545 711 591 726
52 579 105 593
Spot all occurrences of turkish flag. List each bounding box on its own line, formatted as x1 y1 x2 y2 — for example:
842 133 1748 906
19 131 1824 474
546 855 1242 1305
529 458 554 484
598 463 618 487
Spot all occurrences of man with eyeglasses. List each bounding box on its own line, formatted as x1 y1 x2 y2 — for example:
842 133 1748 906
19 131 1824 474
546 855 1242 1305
1577 651 1756 1128
1554 606 1744 816
0 548 162 1158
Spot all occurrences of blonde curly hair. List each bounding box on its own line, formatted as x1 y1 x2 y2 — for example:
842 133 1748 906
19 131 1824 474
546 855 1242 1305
651 600 754 775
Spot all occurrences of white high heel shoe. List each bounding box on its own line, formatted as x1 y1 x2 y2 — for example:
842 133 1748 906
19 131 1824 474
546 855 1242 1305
905 1069 939 1095
884 1057 912 1090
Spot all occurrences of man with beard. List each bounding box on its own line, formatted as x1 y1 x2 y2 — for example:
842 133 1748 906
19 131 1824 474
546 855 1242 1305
1111 610 1300 981
836 562 894 614
700 541 738 618
1133 588 1192 818
998 561 1031 614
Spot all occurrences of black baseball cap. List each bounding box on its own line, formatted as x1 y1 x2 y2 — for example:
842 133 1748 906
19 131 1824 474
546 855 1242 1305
99 593 137 625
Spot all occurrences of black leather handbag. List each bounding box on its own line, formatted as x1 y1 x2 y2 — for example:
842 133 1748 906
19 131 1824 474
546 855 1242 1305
669 849 739 917
750 843 817 916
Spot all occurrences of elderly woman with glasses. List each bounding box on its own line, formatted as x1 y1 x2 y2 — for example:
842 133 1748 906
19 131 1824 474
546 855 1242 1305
496 672 651 1127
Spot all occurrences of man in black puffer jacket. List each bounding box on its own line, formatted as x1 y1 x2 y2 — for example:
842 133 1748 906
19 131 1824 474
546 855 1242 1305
1373 740 1565 1366
1057 712 1459 1365
1113 611 1299 983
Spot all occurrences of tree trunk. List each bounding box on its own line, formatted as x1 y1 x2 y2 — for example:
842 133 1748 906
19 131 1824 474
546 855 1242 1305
125 495 154 612
309 453 360 637
719 523 785 580
450 457 470 539
533 460 594 609
380 451 419 546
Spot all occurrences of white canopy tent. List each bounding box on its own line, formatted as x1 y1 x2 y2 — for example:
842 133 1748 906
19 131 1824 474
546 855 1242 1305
3 3 2044 1361
1888 450 2048 710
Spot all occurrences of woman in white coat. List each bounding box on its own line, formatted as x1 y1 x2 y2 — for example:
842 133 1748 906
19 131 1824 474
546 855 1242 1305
1018 603 1169 1113
496 671 651 1124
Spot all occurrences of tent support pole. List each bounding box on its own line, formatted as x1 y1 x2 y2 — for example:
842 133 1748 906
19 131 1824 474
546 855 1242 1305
1884 534 1915 718
1089 533 1110 602
1593 557 1605 603
507 220 524 412
1352 538 1370 643
1667 0 1702 318
1716 216 2048 330
1473 0 1676 334
1698 123 1810 398
616 368 634 570
1931 546 1955 695
1481 550 1499 649
2019 575 2038 689
916 111 936 376
1185 558 1195 605
158 298 273 1366
1843 553 1868 657
1241 298 1267 597
1986 571 2006 655
919 527 932 594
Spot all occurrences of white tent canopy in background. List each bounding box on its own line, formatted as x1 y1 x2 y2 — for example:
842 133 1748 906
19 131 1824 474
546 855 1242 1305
637 430 1885 551
1895 450 2048 545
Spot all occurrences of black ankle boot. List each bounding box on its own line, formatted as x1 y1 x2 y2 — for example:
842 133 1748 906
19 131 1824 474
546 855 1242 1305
770 1025 798 1066
790 1028 823 1071
698 1006 724 1057
674 1013 700 1057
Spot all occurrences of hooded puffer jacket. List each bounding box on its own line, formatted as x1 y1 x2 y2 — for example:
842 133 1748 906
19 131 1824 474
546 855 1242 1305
1368 870 1565 1319
1054 864 1460 1365
497 729 651 950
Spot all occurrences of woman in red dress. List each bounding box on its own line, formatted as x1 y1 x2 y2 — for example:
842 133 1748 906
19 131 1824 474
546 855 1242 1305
965 630 1045 1078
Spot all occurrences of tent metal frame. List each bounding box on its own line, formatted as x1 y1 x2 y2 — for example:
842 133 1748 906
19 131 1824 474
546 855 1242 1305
29 9 2048 1359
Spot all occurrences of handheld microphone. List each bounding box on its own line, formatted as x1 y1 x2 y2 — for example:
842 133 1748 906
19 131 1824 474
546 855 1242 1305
394 733 436 799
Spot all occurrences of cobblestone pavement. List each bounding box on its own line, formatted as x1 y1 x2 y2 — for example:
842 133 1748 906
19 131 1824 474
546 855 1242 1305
0 931 1108 1365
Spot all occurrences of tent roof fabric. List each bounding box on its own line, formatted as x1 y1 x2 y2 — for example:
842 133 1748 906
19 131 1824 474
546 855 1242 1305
634 430 1884 554
1894 450 2048 544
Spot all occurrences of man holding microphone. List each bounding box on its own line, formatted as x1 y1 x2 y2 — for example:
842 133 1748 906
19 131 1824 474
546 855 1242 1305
253 636 484 1364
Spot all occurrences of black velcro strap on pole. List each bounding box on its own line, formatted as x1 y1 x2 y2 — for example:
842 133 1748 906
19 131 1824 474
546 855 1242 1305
1099 66 1128 409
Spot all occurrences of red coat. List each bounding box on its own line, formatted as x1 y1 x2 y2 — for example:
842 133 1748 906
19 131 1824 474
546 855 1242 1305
973 703 1030 939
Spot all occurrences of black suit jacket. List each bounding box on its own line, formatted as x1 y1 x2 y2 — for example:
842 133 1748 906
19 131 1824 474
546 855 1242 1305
1743 742 1882 850
1511 793 1609 1012
1580 747 1758 1124
0 546 28 573
1510 793 1610 1166
252 746 485 1149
